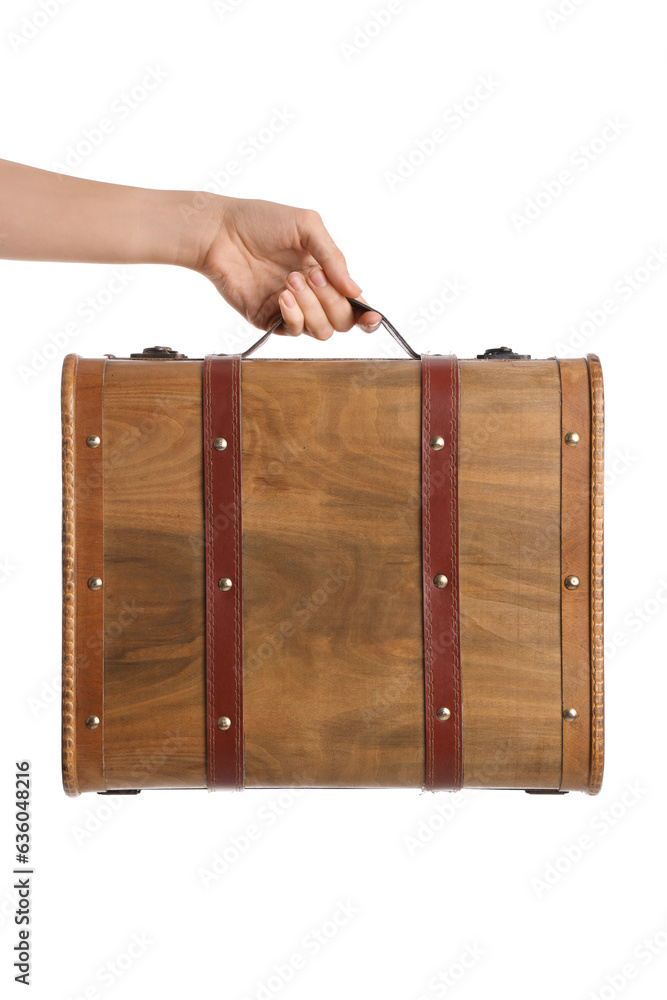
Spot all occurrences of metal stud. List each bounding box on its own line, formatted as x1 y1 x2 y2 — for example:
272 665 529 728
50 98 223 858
564 431 580 447
86 434 101 449
217 716 231 730
563 707 578 721
213 437 228 452
218 577 233 592
564 575 580 590
86 715 100 730
436 706 451 721
430 435 445 451
87 576 103 591
433 574 449 589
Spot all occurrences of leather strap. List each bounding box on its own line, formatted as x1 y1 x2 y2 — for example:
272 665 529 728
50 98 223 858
421 354 463 791
71 357 106 792
557 360 592 791
203 355 244 790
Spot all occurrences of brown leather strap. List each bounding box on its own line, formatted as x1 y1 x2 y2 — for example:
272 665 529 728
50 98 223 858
557 359 592 791
70 357 106 792
421 354 463 791
203 355 244 790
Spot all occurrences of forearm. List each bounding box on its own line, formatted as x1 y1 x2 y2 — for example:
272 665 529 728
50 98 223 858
0 158 214 269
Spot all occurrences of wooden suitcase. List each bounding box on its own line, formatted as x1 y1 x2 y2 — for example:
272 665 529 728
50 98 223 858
61 300 604 796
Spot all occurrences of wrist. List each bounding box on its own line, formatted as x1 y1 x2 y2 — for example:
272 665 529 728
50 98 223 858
151 189 230 273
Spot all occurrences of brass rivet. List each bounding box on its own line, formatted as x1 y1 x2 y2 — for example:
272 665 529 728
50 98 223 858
218 577 233 592
86 434 101 449
86 715 100 730
430 435 445 451
563 707 578 721
217 716 231 730
436 707 451 721
213 437 228 451
564 575 580 590
433 574 449 589
564 432 580 447
87 576 103 591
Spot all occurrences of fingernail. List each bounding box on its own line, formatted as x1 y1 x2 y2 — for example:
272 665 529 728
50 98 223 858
362 320 382 333
281 290 296 308
287 271 305 292
308 267 327 288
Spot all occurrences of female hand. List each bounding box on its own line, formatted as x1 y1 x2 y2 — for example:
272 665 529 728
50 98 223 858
196 195 382 339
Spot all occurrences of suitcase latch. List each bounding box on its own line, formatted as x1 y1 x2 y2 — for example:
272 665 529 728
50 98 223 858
477 346 531 360
130 346 188 359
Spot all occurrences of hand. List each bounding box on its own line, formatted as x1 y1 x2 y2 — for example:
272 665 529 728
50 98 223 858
195 196 382 338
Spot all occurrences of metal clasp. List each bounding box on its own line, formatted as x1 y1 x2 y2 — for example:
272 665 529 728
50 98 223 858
129 346 188 359
476 347 531 360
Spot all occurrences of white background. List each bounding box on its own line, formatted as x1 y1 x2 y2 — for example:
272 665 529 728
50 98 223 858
1 1 666 999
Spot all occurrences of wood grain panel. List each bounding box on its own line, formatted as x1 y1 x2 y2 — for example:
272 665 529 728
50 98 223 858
241 360 425 787
458 360 563 789
102 361 206 789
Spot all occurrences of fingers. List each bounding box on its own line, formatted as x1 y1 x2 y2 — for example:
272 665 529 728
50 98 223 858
306 270 383 333
278 271 333 340
278 270 383 339
357 311 383 332
277 289 303 336
305 267 358 331
349 294 383 333
298 209 362 298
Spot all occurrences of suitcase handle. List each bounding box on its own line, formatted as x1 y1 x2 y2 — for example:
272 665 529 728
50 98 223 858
240 297 420 360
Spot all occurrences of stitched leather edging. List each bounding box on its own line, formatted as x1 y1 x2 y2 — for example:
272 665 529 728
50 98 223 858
586 354 605 795
62 355 79 796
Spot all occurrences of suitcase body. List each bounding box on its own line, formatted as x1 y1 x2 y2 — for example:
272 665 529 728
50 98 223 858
61 329 604 796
